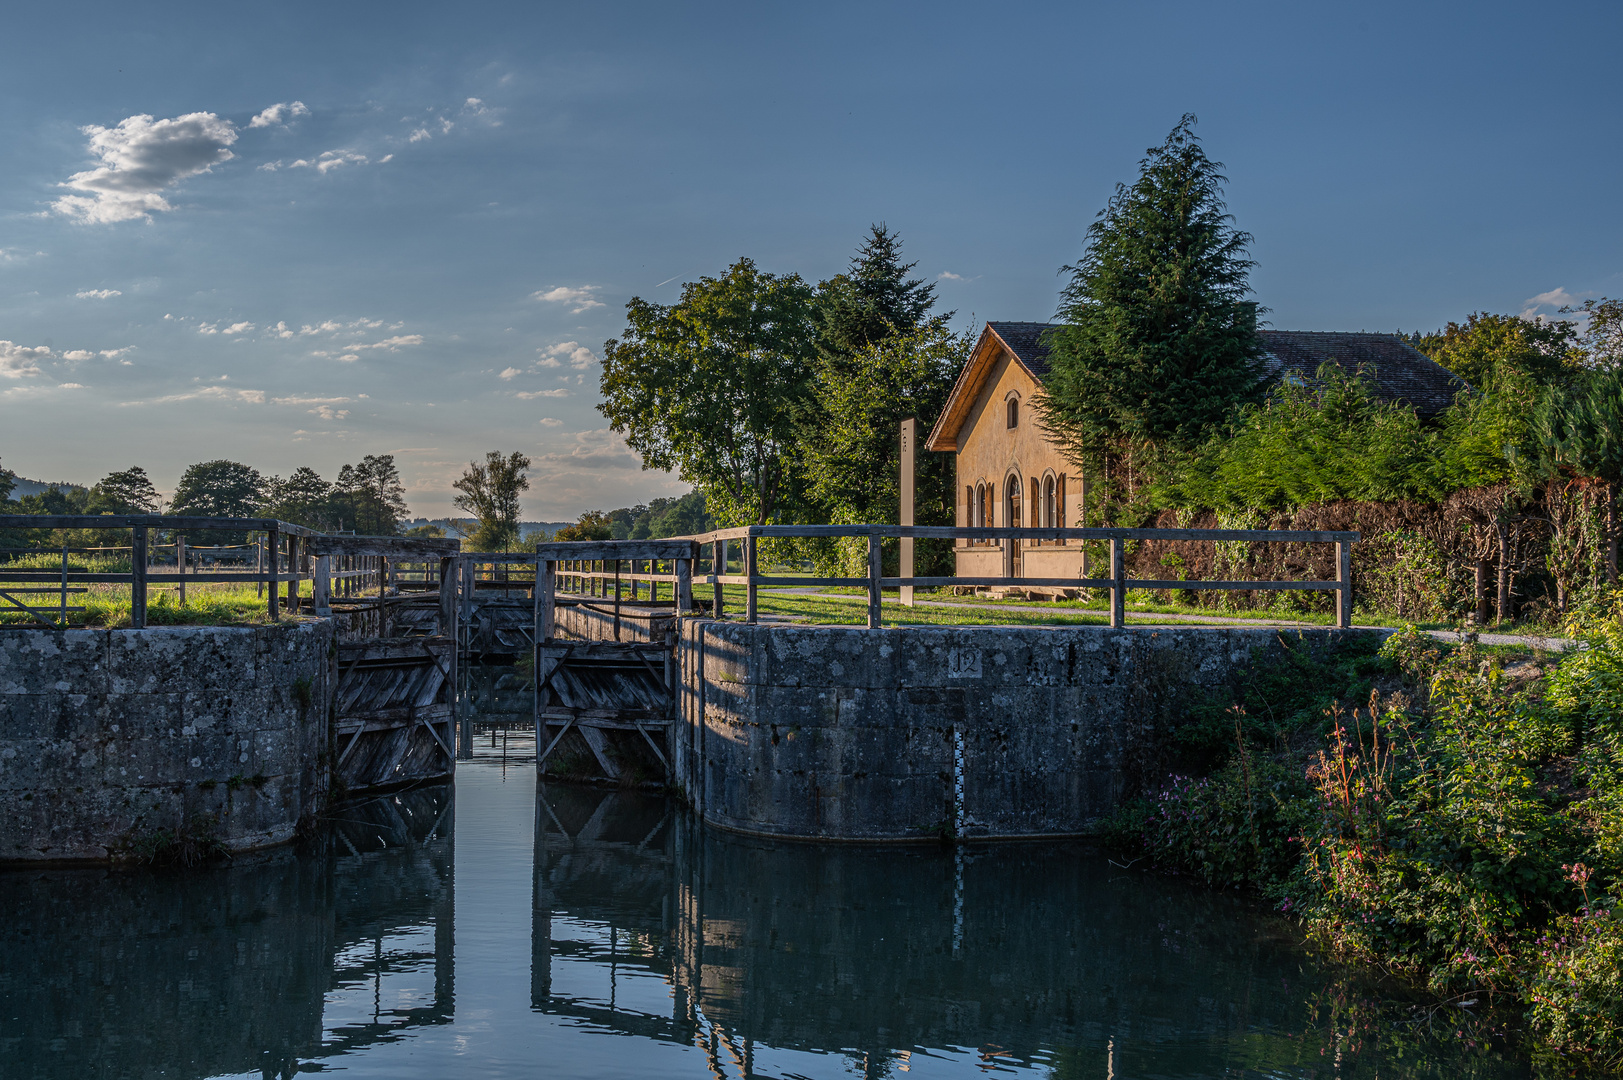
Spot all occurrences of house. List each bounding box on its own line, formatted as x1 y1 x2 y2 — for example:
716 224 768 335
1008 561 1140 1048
923 321 1464 581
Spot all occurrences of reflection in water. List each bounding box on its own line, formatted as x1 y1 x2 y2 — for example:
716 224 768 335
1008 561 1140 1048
533 783 1532 1080
2 762 1533 1079
0 784 452 1079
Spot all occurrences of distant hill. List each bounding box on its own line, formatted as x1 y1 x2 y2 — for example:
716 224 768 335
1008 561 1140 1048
5 476 87 499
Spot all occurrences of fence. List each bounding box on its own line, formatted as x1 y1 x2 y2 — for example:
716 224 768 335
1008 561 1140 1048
504 526 1360 630
0 515 457 629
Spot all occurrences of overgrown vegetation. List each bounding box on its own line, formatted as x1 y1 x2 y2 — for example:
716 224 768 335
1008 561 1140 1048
1106 595 1623 1068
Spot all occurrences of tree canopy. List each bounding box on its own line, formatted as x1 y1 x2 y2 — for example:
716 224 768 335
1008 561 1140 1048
334 454 408 535
1039 114 1265 453
453 450 531 550
169 460 263 518
817 224 942 365
1414 311 1579 387
599 258 818 526
87 466 159 514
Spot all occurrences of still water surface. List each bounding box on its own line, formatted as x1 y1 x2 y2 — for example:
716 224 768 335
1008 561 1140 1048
2 746 1535 1079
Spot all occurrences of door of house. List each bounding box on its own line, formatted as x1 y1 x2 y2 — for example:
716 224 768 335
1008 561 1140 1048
1004 475 1022 578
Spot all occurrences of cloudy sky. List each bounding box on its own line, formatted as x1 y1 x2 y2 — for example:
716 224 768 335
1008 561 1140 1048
2 0 1619 518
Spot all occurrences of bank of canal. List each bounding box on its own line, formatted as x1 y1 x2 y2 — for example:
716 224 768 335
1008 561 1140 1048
2 746 1536 1078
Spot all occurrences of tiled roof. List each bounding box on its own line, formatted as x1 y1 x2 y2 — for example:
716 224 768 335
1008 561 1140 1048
987 323 1465 418
986 322 1057 380
1257 330 1465 418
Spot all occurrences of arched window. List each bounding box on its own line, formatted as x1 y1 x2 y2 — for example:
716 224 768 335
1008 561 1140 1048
974 482 987 533
1043 475 1056 529
1005 473 1022 528
1006 395 1019 429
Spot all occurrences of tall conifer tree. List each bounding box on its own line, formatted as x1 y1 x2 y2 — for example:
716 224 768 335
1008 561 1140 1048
1040 115 1264 452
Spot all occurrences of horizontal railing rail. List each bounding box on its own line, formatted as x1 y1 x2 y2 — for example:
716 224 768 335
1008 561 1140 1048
0 516 455 629
656 524 1360 629
501 525 1360 630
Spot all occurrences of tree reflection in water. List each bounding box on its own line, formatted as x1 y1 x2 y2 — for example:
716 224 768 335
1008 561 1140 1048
1 772 1531 1079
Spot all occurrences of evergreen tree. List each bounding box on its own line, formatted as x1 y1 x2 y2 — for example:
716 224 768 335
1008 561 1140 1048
1040 115 1265 453
818 224 942 364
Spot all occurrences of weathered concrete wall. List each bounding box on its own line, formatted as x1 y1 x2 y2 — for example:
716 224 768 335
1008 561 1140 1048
0 621 334 862
674 622 1386 841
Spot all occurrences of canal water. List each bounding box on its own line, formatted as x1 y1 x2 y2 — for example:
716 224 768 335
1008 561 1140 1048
2 741 1535 1078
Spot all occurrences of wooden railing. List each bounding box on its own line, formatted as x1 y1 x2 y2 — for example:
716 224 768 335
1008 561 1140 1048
506 526 1361 631
0 515 457 629
681 524 1360 628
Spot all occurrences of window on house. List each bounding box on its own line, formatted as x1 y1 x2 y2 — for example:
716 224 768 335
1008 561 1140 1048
1044 476 1055 531
1006 397 1019 429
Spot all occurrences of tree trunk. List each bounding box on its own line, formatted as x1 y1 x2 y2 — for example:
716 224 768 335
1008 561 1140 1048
1496 530 1511 625
1475 559 1490 625
1609 483 1618 584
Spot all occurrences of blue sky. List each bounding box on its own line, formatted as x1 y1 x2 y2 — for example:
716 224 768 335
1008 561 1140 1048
2 0 1619 519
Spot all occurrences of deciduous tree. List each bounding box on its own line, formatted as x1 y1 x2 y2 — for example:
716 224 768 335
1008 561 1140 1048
1415 312 1579 387
86 466 159 514
170 460 263 517
453 451 531 550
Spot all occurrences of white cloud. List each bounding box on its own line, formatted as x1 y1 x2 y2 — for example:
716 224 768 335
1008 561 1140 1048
1522 286 1582 319
538 341 598 369
0 248 45 263
132 385 266 406
937 271 965 281
300 320 342 335
378 154 393 164
57 382 85 390
61 350 96 361
53 112 238 223
75 288 121 299
534 428 641 471
248 101 309 129
272 395 350 406
289 149 367 174
100 347 134 363
197 323 218 335
0 342 52 378
310 405 349 420
220 321 254 335
409 128 432 143
532 285 604 313
516 388 569 399
498 367 522 380
335 353 360 363
538 417 564 426
273 321 294 338
363 334 422 349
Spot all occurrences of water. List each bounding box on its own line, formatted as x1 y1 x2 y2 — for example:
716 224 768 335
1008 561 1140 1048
1 743 1536 1079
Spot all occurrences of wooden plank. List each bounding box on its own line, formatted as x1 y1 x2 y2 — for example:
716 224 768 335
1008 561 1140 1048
533 539 699 562
578 725 620 779
1337 540 1353 629
1110 537 1124 629
712 539 725 617
676 556 693 615
0 572 310 584
745 536 758 625
267 523 280 621
0 514 316 534
130 526 147 629
674 524 1360 543
867 530 882 629
309 535 461 557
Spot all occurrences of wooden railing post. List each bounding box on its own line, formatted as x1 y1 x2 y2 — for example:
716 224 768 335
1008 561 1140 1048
745 533 758 625
267 524 280 620
867 529 883 629
712 539 725 617
130 526 148 629
1109 535 1125 629
536 556 555 642
676 556 693 615
1336 539 1352 629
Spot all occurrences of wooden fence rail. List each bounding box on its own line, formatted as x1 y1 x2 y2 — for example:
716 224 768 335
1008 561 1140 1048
661 524 1360 629
0 515 456 629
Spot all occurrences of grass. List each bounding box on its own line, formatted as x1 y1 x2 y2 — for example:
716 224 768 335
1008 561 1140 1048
0 583 282 628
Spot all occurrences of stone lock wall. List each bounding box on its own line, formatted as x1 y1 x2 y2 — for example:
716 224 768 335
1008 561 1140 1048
675 622 1384 841
0 622 334 862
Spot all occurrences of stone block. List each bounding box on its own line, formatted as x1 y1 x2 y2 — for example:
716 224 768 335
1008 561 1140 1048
107 628 258 694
